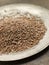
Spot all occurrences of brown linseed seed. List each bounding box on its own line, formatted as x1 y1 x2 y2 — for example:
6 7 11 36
0 15 46 54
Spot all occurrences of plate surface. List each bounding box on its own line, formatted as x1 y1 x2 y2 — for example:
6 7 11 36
0 4 49 61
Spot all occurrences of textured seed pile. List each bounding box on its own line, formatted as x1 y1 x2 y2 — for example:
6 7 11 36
0 15 46 54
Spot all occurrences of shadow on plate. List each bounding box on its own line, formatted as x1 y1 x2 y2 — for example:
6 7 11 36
0 46 49 65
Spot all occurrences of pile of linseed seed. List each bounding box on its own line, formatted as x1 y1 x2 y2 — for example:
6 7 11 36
0 14 46 54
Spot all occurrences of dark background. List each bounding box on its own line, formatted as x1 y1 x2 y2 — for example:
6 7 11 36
0 0 49 65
